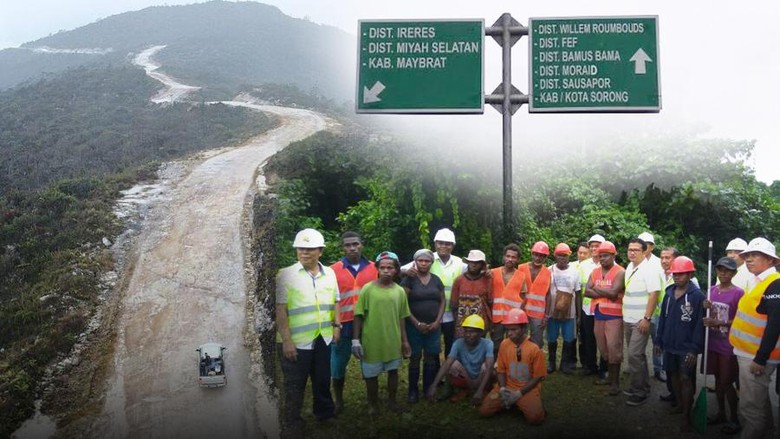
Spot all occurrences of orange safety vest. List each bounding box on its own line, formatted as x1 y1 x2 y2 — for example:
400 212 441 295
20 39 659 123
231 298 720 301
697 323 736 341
330 260 378 323
490 267 527 323
518 263 551 319
730 272 780 360
590 264 625 317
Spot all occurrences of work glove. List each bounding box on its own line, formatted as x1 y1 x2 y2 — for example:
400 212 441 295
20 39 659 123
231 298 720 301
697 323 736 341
499 387 512 409
507 390 523 406
351 339 364 359
500 387 522 408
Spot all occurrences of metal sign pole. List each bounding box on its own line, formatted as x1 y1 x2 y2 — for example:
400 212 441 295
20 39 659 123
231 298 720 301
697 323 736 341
485 13 528 240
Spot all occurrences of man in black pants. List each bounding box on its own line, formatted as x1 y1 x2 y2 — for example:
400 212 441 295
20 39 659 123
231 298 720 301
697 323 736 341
578 235 608 377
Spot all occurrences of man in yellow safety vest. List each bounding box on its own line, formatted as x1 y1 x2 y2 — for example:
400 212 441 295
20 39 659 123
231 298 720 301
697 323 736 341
276 228 340 433
729 237 780 439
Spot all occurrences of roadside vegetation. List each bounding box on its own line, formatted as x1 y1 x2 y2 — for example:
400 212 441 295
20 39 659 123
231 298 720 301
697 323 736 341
266 129 780 271
0 65 276 436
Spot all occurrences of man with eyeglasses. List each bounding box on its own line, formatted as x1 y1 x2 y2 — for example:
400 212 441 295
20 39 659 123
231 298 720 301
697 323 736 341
622 237 664 406
729 237 780 438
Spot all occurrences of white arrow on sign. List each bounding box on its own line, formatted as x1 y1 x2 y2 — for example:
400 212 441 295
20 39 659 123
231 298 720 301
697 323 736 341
629 48 652 74
363 81 386 103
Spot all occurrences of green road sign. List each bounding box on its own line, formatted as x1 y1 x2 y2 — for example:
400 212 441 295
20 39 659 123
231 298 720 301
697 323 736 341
528 16 660 113
356 19 484 114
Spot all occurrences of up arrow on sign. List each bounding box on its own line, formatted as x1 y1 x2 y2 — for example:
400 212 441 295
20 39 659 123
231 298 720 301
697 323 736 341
363 81 386 103
630 48 652 75
528 16 660 113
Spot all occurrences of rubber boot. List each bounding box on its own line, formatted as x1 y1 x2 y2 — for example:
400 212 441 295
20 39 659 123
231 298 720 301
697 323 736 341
561 341 576 374
407 356 421 403
422 356 438 398
435 356 453 401
332 378 345 414
598 355 608 380
607 363 621 396
547 342 558 374
593 364 620 386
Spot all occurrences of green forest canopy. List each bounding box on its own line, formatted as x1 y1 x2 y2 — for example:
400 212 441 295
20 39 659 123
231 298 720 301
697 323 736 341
268 128 780 279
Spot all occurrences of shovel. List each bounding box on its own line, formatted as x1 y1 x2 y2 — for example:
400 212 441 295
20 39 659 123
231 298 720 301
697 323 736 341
692 240 713 434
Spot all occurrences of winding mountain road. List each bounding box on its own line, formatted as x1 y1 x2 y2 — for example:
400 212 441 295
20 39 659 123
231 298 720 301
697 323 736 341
90 46 327 438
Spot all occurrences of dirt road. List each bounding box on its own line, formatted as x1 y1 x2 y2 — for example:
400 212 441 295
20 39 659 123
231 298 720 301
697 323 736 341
88 48 327 438
133 46 201 104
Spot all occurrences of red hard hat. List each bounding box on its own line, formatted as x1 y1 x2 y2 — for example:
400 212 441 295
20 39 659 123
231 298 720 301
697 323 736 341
669 256 695 274
554 243 571 255
597 241 617 255
531 241 550 256
503 308 529 325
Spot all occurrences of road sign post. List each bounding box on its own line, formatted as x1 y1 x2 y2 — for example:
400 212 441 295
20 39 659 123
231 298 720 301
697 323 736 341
356 19 484 113
355 14 661 241
528 16 660 112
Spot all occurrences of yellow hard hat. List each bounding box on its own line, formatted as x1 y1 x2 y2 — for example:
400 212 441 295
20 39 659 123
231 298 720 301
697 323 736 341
461 314 485 330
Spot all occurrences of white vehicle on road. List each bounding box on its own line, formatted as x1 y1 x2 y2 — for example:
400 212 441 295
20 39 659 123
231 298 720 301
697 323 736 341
197 343 226 388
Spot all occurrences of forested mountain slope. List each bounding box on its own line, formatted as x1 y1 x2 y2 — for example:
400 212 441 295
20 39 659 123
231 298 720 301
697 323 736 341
0 1 354 100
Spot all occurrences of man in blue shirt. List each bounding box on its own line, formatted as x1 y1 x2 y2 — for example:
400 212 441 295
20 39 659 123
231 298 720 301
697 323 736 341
426 314 494 405
655 256 705 433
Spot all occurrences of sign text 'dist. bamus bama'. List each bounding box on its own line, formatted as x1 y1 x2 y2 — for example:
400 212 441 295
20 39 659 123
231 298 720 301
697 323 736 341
529 16 660 113
356 20 484 113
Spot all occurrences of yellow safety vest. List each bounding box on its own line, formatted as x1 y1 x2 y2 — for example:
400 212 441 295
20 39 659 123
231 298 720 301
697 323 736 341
730 272 780 360
431 255 464 314
277 264 337 345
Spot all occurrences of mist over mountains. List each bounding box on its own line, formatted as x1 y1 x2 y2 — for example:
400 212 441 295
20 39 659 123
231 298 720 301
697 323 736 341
0 1 354 100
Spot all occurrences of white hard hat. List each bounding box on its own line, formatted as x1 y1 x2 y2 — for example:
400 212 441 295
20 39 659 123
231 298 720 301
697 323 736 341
463 249 487 263
638 232 655 244
726 238 748 252
433 228 456 244
741 237 779 260
292 228 325 248
587 234 605 244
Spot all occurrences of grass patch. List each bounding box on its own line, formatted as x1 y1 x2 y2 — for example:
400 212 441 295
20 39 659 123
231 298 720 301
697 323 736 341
286 342 707 439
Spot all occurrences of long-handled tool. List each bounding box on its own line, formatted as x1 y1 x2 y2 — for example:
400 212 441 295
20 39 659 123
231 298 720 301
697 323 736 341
692 240 713 433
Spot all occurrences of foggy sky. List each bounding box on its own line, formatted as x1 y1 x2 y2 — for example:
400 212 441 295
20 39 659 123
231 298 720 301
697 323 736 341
1 0 778 183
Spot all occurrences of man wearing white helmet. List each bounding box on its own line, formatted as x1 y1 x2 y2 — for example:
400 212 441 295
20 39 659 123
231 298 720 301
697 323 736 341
724 237 755 293
578 234 606 377
638 232 664 274
276 228 340 431
729 237 780 439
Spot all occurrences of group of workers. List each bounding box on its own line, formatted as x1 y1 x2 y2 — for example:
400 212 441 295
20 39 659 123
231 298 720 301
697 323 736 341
275 227 780 438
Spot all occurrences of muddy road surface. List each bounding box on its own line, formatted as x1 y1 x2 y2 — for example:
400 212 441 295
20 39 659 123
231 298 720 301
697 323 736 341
90 104 325 439
87 47 328 438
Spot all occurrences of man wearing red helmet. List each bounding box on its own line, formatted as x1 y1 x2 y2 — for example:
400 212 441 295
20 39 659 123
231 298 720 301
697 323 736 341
546 243 580 374
585 241 625 396
479 308 546 425
579 234 607 378
655 256 705 432
518 241 552 348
